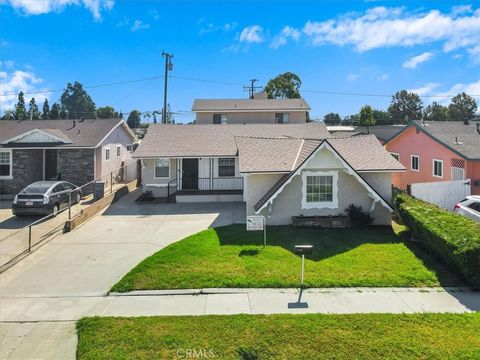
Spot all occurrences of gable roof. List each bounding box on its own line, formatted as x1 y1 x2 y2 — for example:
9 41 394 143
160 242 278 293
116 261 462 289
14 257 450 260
0 119 132 148
192 98 311 112
253 139 397 213
133 123 330 158
237 135 404 174
386 121 480 160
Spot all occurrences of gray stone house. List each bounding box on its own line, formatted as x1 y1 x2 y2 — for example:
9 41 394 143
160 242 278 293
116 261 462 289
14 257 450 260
0 118 136 196
133 123 405 225
193 92 310 124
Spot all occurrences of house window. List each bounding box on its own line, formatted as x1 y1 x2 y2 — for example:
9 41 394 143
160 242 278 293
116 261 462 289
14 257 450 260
275 113 289 124
433 159 443 178
411 155 419 172
390 152 400 161
218 158 235 177
116 145 121 158
105 147 110 161
126 144 133 153
213 114 228 124
306 176 333 202
302 171 338 209
154 159 170 178
0 149 12 177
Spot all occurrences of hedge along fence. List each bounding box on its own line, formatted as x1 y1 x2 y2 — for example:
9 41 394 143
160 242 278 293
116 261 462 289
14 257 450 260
395 193 480 290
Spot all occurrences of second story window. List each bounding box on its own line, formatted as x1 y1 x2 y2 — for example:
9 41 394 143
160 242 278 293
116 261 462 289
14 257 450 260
411 155 419 171
275 113 290 124
433 159 443 178
213 114 228 124
105 147 110 161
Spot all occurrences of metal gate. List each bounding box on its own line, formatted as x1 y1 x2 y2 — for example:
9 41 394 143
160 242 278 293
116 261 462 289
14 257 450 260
410 179 471 210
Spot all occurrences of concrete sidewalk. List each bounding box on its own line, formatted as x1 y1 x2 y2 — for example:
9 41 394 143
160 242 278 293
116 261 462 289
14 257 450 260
2 288 479 323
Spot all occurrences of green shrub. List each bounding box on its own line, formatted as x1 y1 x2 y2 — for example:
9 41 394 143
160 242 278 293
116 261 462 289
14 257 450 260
345 204 373 228
395 193 480 289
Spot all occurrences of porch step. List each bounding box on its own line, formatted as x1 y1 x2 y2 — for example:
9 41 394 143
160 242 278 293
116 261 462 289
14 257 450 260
175 193 243 203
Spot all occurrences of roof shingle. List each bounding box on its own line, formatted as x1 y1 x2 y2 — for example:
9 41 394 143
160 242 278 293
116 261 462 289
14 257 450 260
0 119 126 148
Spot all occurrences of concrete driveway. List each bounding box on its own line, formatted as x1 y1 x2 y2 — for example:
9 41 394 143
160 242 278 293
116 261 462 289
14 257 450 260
0 189 245 359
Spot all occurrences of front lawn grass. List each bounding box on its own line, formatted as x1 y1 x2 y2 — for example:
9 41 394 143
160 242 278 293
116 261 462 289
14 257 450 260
77 313 480 360
112 224 461 292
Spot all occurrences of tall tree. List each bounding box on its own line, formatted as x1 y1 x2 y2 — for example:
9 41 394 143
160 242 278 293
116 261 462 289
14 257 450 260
60 81 96 119
264 72 302 99
96 106 119 119
127 110 141 129
387 90 423 123
1 110 16 120
50 102 61 120
323 113 341 125
447 92 478 122
28 98 41 120
423 101 448 122
372 109 392 125
15 91 28 120
358 105 376 133
42 99 50 120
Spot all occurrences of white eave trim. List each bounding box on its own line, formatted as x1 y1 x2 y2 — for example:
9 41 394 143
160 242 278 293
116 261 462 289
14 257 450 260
1 129 72 145
193 109 310 113
254 140 394 214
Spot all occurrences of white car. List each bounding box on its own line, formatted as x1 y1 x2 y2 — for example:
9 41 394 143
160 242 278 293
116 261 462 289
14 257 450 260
454 196 480 223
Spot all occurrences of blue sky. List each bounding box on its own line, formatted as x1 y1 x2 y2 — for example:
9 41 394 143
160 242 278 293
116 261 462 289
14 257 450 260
1 0 479 123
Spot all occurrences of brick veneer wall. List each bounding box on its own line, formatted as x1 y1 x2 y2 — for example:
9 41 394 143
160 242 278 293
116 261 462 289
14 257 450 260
0 149 43 195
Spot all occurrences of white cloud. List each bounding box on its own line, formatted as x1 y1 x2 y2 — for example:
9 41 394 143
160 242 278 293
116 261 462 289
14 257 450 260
302 6 480 55
199 22 237 35
403 51 434 68
130 20 150 32
378 73 390 80
270 26 301 49
408 82 440 95
346 73 360 81
0 68 48 112
4 0 114 20
408 80 480 105
239 25 264 43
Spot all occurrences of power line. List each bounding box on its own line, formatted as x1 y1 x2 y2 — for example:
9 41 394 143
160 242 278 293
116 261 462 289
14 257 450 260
2 73 480 99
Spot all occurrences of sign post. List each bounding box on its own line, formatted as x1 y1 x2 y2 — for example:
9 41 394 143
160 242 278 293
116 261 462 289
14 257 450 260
294 245 313 286
246 215 266 246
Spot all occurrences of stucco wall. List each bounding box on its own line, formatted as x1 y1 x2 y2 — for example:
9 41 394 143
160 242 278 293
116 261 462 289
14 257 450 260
248 146 392 225
195 111 307 124
387 126 480 194
97 124 135 180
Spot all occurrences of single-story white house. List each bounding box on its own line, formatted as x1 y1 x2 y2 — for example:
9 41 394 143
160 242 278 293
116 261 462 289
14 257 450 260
133 123 405 225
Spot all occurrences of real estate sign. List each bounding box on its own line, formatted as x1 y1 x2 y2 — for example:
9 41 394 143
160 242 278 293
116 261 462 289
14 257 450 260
246 216 264 231
246 215 266 246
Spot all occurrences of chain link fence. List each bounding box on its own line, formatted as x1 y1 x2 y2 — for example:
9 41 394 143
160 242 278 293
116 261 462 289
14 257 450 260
0 161 139 270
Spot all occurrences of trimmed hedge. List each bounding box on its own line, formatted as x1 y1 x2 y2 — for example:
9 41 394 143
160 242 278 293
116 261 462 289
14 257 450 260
395 193 480 289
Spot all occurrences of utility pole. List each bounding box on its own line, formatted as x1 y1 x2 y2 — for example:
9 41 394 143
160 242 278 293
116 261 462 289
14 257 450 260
162 51 174 124
243 79 261 99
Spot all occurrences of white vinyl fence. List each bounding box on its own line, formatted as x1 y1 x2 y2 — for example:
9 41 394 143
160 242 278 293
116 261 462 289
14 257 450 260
410 179 471 211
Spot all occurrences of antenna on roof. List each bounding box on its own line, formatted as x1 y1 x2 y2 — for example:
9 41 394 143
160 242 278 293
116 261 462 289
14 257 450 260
243 79 261 99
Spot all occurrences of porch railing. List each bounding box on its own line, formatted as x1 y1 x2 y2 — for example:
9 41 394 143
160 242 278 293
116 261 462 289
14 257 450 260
167 177 243 194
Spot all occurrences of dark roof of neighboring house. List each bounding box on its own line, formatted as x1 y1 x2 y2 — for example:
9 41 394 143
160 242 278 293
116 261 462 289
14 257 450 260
133 123 330 158
236 135 404 173
192 98 311 112
353 125 406 142
387 121 480 160
328 125 406 142
0 119 130 148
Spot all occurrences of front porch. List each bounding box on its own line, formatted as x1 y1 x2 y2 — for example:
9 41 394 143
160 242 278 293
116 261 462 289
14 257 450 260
142 157 244 203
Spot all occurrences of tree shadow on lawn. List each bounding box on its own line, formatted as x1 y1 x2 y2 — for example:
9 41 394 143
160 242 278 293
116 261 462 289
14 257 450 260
214 224 464 287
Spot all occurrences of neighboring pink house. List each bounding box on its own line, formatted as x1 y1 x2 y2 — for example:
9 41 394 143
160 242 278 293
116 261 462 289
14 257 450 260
385 121 480 195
